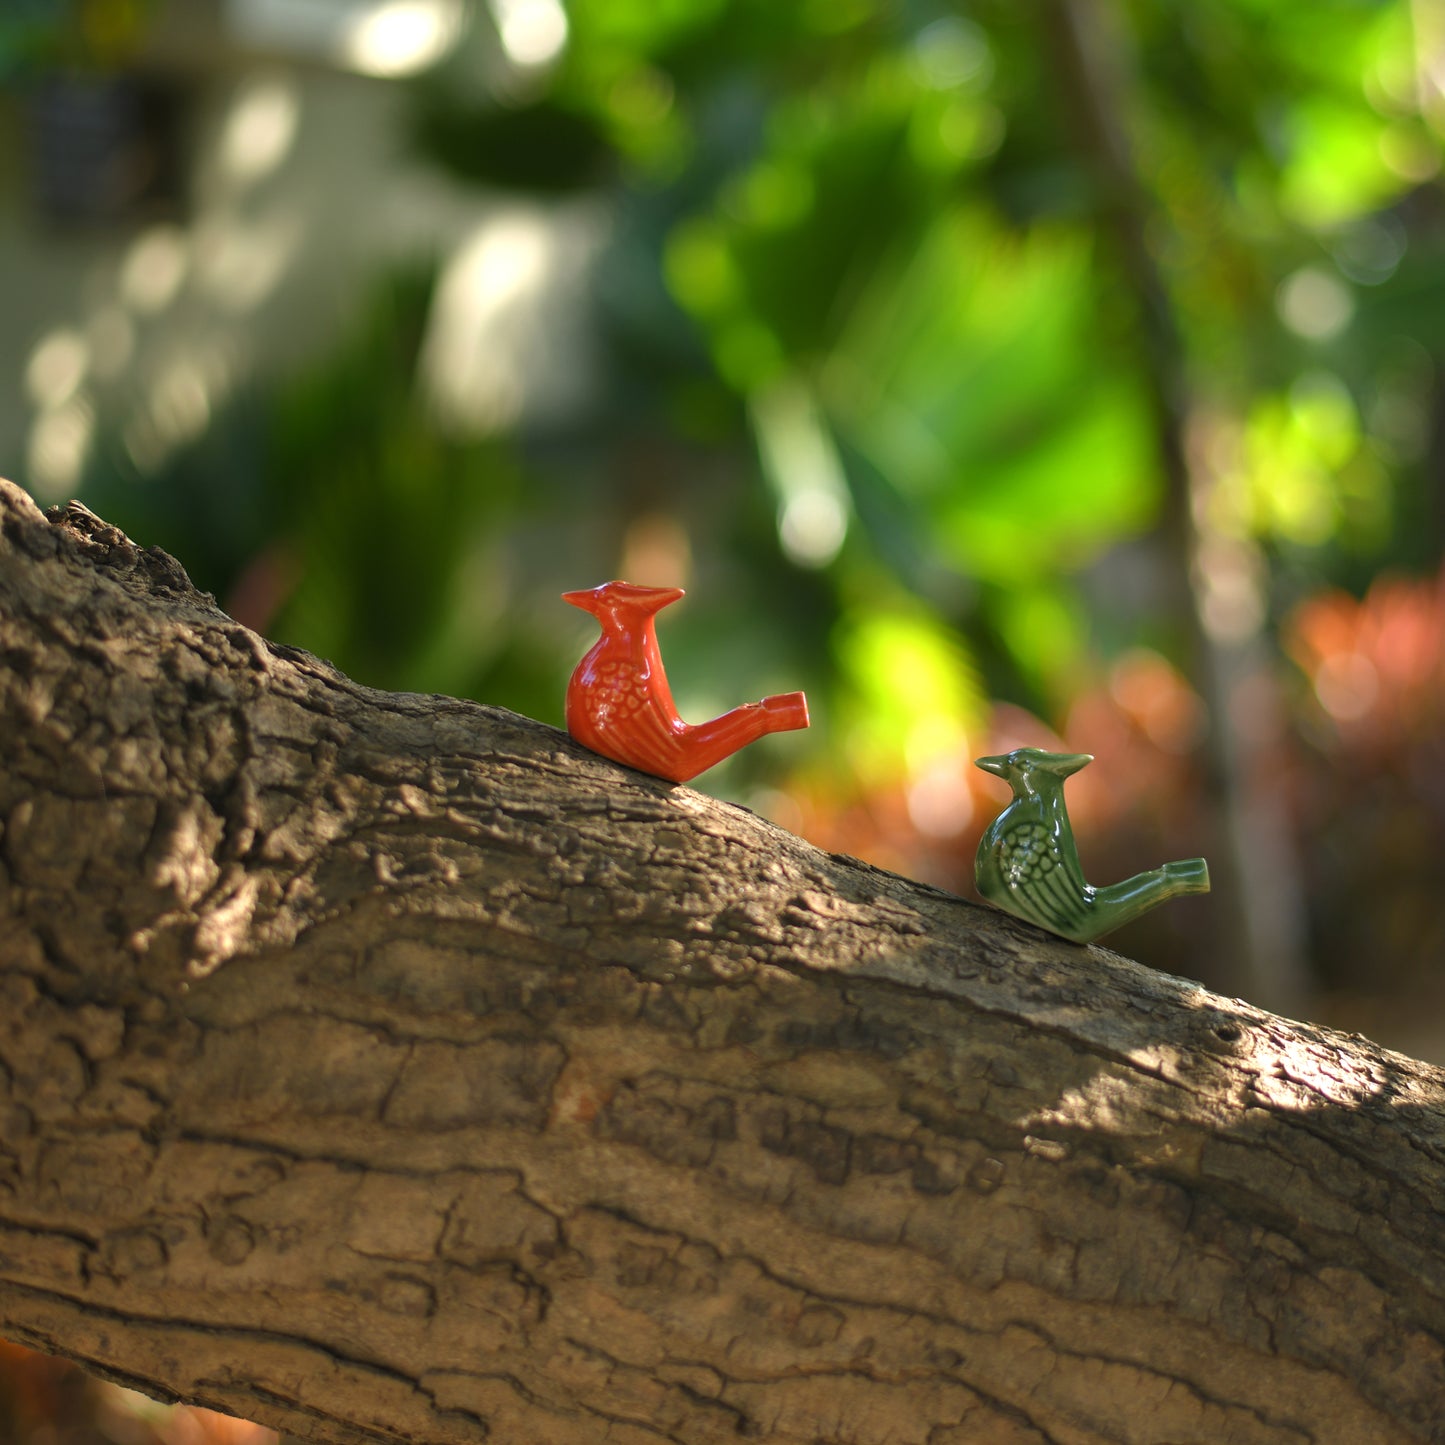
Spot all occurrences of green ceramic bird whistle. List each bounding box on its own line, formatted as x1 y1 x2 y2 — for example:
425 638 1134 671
974 748 1209 944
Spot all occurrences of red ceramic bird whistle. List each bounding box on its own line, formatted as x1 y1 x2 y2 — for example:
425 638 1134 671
563 581 809 783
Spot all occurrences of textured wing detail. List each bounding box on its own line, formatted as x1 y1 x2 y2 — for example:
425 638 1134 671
997 821 1056 884
566 651 687 776
997 821 1089 935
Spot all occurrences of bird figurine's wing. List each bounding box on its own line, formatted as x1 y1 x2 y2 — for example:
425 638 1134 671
994 818 1092 939
567 651 686 769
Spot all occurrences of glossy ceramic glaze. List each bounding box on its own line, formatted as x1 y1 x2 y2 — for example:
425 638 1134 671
974 746 1209 943
563 581 809 783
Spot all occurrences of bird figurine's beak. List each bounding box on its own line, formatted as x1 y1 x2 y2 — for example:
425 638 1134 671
633 585 686 613
974 754 1009 778
562 583 686 615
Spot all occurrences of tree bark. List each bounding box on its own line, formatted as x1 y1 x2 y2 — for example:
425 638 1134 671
0 477 1442 1445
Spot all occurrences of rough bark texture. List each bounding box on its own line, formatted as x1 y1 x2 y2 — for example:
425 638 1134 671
1 477 1443 1445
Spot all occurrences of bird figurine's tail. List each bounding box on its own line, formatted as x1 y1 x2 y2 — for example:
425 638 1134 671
1088 856 1211 925
667 690 810 780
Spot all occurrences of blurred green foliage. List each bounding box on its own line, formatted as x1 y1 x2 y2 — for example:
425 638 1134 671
394 0 1445 736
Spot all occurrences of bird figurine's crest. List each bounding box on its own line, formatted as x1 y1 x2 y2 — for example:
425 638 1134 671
563 581 809 783
974 747 1209 943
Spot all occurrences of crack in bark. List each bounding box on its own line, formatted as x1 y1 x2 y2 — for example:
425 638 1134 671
5 1273 467 1397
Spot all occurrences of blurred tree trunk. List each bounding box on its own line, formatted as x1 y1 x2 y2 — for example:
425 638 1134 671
1 478 1443 1445
1042 0 1312 1015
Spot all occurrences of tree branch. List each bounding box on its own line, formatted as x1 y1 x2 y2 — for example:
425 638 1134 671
1 477 1442 1443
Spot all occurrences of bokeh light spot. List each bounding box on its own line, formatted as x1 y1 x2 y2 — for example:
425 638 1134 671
149 356 215 450
665 224 741 314
1277 266 1354 341
779 489 847 569
1108 649 1205 753
25 329 89 409
1197 535 1266 642
120 225 189 314
728 161 814 231
489 0 568 69
907 755 976 839
344 0 463 77
912 17 993 92
1314 650 1380 722
752 379 850 567
1378 124 1440 183
220 75 301 183
195 216 298 312
26 397 95 499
